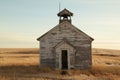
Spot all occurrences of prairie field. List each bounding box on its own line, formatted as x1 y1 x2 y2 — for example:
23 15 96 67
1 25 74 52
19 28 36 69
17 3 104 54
0 48 120 80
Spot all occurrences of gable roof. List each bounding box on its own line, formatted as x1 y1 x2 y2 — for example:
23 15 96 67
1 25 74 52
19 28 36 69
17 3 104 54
54 38 76 49
57 8 73 16
71 23 94 41
37 21 94 41
37 24 59 41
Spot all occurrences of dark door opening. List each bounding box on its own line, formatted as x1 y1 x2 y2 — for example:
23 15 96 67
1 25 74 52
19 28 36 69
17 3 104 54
61 50 68 69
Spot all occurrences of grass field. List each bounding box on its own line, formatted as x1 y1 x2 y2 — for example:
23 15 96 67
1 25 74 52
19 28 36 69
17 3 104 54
0 48 120 80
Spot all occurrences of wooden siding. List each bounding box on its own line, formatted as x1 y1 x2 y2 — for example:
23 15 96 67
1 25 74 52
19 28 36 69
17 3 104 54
39 21 93 69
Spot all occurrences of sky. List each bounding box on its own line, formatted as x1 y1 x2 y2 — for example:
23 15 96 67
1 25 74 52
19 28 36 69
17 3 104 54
0 0 120 50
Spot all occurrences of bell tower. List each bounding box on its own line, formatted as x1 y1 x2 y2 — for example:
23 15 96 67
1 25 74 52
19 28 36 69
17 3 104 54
57 8 73 24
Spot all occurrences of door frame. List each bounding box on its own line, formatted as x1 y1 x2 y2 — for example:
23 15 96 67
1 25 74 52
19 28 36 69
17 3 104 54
61 50 68 69
59 49 70 69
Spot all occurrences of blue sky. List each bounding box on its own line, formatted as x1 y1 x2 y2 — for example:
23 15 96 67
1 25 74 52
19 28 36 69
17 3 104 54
0 0 120 49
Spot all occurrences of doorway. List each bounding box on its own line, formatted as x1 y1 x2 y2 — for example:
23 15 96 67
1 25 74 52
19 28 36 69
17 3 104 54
61 50 68 69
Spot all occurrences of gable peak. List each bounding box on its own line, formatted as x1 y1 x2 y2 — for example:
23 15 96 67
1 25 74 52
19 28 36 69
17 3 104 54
57 8 73 17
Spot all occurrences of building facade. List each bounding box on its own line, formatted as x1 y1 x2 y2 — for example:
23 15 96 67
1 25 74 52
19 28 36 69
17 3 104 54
37 9 94 69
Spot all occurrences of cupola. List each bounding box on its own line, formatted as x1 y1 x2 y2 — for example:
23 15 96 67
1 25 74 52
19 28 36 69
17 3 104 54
57 8 73 24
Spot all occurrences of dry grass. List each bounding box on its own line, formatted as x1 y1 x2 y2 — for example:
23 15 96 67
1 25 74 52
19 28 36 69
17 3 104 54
0 48 120 80
0 48 39 66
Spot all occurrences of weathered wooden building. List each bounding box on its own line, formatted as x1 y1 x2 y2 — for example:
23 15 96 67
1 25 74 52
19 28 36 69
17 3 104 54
37 9 94 70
